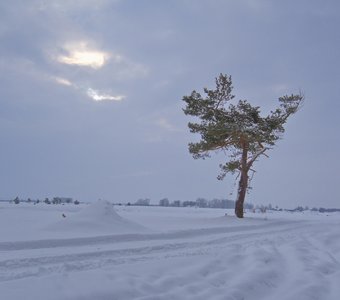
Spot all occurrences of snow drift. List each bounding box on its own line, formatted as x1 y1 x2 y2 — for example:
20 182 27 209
46 200 148 234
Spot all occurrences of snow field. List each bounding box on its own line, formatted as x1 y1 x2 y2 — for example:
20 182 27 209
0 201 339 299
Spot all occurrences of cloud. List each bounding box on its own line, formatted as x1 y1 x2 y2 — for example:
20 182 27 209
50 39 147 81
58 50 106 69
52 76 125 103
56 42 109 69
86 88 125 102
54 77 73 86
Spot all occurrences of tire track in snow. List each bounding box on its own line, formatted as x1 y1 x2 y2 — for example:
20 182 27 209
0 220 293 251
126 222 340 300
0 221 312 282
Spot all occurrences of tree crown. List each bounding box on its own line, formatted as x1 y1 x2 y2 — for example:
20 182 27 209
182 73 303 179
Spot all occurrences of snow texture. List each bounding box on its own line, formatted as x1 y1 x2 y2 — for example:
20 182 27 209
0 202 339 300
46 199 148 235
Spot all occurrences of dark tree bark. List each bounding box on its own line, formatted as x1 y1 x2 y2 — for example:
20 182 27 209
235 143 248 218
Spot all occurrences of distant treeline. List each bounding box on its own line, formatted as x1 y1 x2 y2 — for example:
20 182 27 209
4 198 338 213
283 206 340 213
122 197 254 209
3 197 80 205
308 207 340 213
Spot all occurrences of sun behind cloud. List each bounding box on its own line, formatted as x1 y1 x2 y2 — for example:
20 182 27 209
57 42 109 69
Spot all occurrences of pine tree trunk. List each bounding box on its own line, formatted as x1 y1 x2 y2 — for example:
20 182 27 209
235 170 248 218
235 143 248 218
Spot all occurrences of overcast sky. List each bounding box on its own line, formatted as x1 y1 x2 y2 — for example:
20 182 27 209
1 0 339 208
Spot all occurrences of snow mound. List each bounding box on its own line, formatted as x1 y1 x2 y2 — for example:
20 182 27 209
47 200 148 235
77 199 123 221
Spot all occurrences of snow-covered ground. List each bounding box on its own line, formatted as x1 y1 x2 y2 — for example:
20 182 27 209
0 201 339 300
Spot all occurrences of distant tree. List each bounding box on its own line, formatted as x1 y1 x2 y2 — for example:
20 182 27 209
196 197 208 208
221 199 235 209
244 202 254 210
319 207 326 213
260 205 266 213
135 198 150 206
172 200 181 207
182 201 196 207
159 198 170 207
13 197 20 204
209 198 220 208
44 198 51 205
182 74 303 218
294 206 304 212
209 198 236 209
74 200 80 205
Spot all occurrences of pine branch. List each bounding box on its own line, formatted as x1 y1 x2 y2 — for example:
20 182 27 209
246 148 268 170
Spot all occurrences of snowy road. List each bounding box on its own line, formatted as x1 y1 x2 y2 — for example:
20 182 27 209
0 204 339 299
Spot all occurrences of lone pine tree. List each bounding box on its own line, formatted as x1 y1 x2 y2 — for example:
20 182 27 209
182 74 303 218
